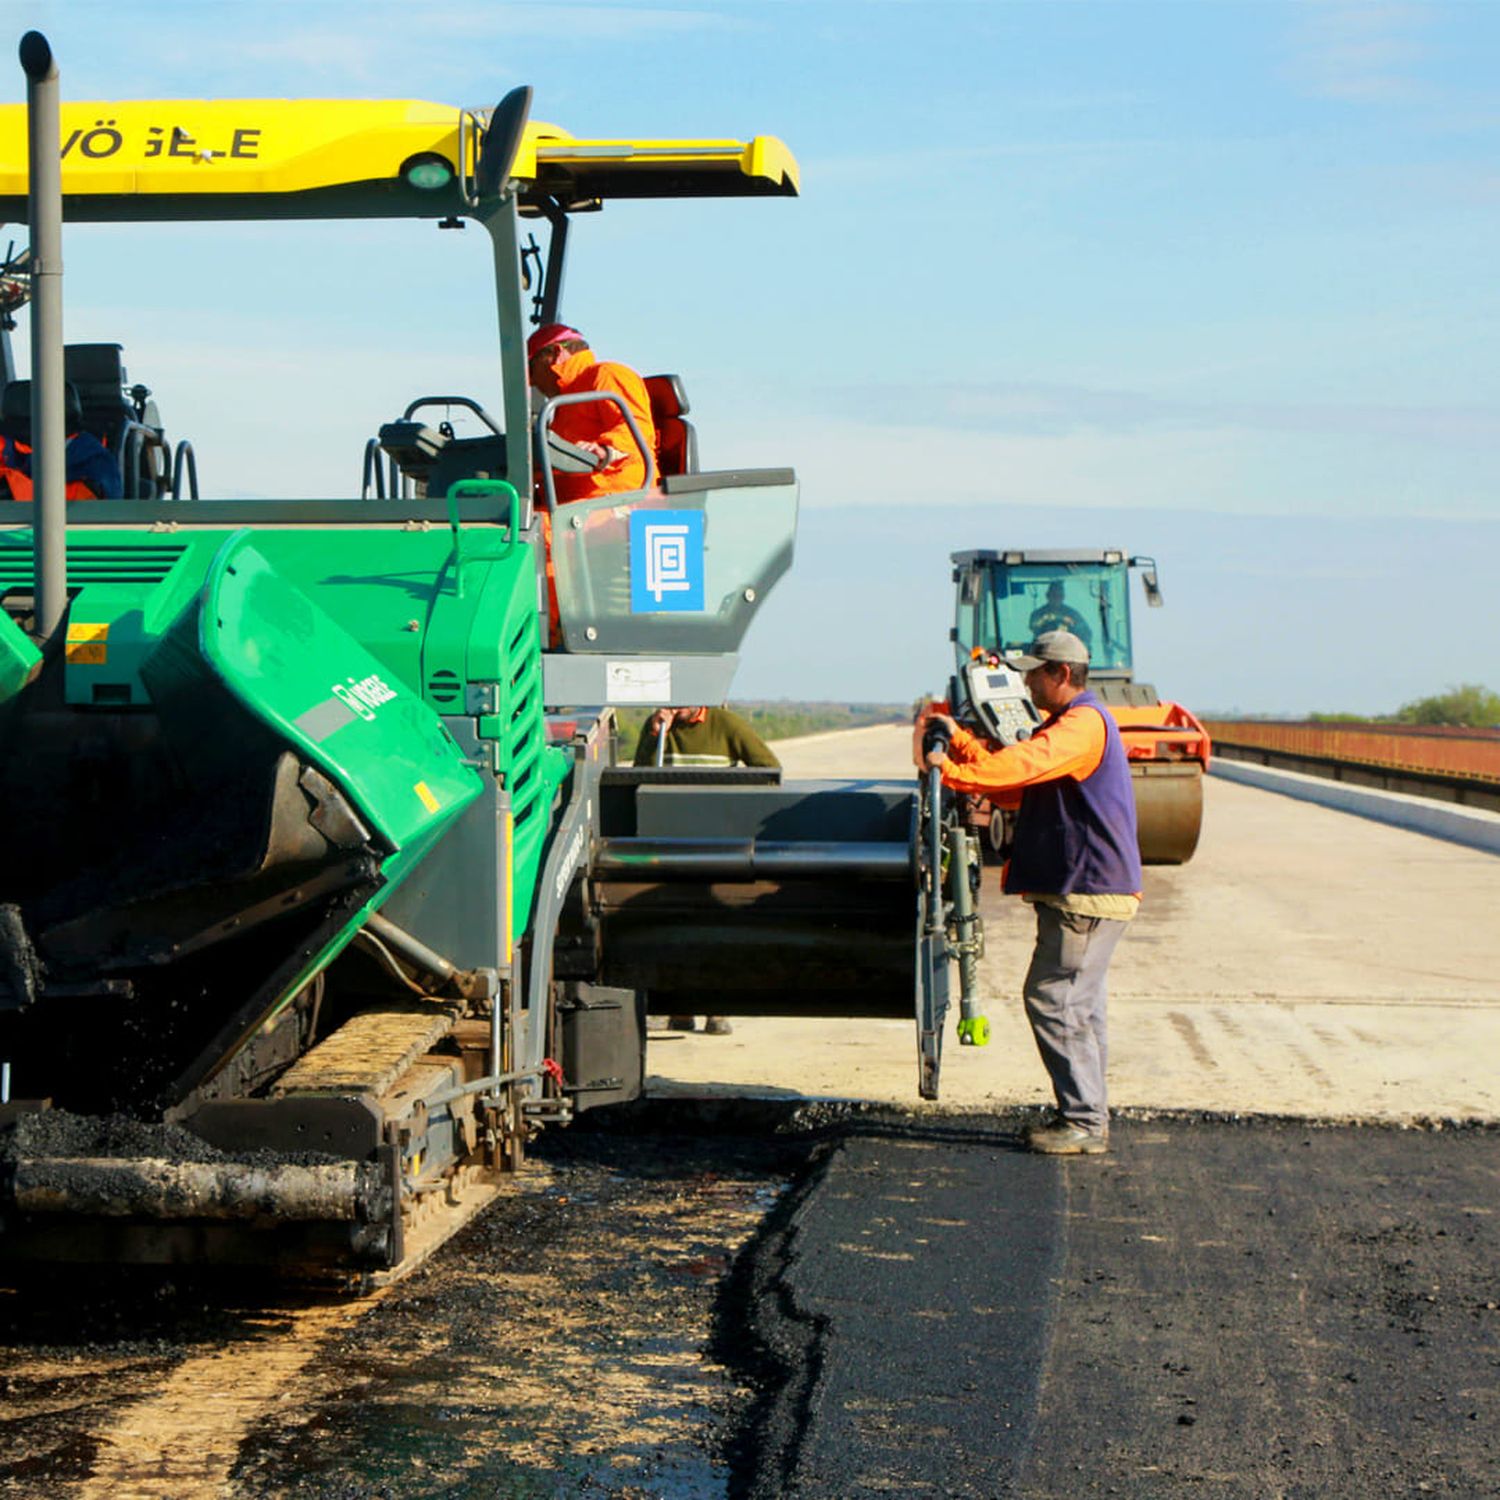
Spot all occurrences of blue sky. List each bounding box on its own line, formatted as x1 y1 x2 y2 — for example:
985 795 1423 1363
6 0 1500 713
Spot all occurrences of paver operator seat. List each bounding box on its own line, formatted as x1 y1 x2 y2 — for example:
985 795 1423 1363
644 373 697 477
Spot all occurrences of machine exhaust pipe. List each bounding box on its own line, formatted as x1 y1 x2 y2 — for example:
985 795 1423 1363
19 31 67 644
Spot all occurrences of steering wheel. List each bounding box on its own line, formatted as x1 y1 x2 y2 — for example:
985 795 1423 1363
400 396 504 437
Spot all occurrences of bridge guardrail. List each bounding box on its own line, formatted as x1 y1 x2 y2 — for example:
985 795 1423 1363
1202 721 1500 786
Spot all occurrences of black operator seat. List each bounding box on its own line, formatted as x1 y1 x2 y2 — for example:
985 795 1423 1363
63 343 167 498
644 374 698 478
63 343 135 452
0 377 83 442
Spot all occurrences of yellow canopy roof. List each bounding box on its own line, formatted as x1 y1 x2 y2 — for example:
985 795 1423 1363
0 97 798 222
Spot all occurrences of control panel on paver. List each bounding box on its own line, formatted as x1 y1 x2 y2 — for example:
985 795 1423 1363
964 660 1042 745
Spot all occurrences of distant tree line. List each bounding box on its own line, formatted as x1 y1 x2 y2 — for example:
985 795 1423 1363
1309 683 1500 729
612 701 907 752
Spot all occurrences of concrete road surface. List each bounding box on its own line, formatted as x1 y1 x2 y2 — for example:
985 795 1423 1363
649 725 1500 1122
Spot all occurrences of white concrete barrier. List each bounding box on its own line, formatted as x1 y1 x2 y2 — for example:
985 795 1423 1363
1211 758 1500 856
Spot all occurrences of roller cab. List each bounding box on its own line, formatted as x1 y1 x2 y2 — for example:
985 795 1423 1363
950 549 1211 865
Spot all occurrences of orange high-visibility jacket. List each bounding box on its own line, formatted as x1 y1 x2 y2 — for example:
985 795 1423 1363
940 708 1110 807
0 436 105 501
545 349 656 504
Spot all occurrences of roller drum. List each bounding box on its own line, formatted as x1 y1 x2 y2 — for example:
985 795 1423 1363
1131 762 1204 865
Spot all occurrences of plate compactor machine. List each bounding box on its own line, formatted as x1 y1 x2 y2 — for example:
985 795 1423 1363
946 548 1211 866
0 36 956 1284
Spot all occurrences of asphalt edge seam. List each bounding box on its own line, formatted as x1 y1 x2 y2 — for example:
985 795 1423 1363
714 1134 842 1500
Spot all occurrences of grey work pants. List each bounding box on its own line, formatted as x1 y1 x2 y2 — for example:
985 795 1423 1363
1022 902 1128 1134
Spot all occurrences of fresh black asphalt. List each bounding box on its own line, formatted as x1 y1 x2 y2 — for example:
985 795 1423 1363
2 1107 1495 1497
728 1114 1500 1499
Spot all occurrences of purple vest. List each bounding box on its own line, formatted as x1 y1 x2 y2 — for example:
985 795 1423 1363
1003 691 1142 897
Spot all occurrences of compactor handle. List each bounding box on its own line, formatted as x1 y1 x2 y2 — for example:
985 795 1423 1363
921 720 952 762
923 764 946 934
360 438 389 500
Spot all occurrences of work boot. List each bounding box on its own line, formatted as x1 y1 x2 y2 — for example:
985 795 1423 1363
703 1017 733 1036
668 1015 697 1032
1026 1121 1108 1155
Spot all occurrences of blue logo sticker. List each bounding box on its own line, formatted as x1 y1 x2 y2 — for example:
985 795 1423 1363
630 509 705 613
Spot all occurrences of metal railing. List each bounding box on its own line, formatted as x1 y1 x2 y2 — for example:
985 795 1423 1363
169 439 198 500
533 389 656 516
361 437 399 499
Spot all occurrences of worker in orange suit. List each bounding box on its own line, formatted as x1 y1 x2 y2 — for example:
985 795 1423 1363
527 323 656 505
0 432 117 500
0 382 121 501
527 323 656 647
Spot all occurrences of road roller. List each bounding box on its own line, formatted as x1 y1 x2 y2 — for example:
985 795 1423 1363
947 548 1210 865
0 40 953 1283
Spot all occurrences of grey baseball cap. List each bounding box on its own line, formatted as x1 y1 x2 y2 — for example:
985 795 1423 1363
1004 629 1090 671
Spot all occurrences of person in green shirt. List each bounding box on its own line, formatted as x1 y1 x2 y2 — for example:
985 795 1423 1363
633 706 780 1034
632 705 781 770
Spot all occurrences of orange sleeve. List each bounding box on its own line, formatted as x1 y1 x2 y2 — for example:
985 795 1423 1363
940 706 1107 797
945 726 1021 808
591 364 656 488
946 725 985 765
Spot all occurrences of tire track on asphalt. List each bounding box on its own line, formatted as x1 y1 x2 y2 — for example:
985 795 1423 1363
73 1292 384 1500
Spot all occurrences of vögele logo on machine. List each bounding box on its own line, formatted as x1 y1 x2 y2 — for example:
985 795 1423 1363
332 674 398 721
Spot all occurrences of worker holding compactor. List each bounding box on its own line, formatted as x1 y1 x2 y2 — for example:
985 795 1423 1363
917 630 1141 1156
633 704 780 771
